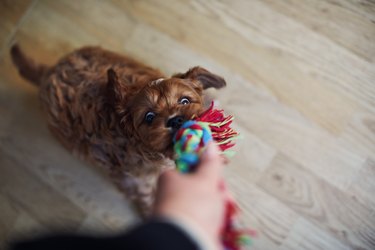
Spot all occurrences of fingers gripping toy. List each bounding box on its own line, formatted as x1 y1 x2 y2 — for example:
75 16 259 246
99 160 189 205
173 103 256 250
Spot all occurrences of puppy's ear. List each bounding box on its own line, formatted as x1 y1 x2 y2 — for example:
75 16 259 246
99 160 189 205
107 68 128 103
173 66 226 89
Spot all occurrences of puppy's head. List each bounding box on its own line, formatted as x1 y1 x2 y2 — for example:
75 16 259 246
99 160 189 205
108 67 226 158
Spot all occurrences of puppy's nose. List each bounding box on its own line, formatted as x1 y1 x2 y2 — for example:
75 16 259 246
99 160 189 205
167 116 184 130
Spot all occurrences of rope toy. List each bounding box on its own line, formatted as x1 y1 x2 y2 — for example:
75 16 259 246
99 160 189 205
173 103 256 250
173 120 212 173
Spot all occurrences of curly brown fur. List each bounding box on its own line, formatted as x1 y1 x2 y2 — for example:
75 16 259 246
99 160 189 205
11 44 226 215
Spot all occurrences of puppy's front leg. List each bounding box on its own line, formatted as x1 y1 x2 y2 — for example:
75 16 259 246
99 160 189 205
115 173 158 218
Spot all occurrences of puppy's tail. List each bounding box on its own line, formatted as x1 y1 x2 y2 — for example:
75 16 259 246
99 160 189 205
10 44 49 86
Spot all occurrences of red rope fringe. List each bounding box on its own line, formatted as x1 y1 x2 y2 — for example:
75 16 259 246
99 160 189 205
195 102 238 152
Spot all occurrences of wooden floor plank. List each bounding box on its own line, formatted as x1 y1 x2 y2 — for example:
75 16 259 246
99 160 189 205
347 158 375 211
262 0 375 63
0 151 86 232
0 0 35 58
228 95 365 190
280 218 351 250
258 153 375 249
225 180 299 249
0 0 374 249
0 193 20 248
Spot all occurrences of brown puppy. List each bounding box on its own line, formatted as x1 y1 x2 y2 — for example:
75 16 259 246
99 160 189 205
11 45 226 215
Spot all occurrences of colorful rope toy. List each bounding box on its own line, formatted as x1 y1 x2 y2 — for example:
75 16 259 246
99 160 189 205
173 120 212 173
173 103 256 250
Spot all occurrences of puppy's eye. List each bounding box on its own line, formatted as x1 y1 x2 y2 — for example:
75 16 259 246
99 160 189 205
145 111 156 124
179 97 190 105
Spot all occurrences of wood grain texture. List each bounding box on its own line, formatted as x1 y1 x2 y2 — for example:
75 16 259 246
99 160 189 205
258 153 375 249
0 0 35 58
0 0 374 249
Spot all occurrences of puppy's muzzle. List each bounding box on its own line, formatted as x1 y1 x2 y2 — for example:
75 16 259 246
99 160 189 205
167 116 184 130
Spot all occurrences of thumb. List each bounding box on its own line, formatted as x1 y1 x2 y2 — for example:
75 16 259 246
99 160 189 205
196 142 224 181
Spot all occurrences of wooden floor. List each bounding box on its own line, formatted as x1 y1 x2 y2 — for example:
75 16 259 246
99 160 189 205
0 0 374 249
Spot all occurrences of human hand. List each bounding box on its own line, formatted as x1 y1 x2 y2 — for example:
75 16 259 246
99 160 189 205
153 142 227 249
